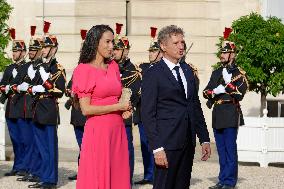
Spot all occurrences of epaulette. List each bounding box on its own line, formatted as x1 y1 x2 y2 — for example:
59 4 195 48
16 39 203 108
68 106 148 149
50 63 66 82
56 63 65 72
188 63 199 79
133 63 142 73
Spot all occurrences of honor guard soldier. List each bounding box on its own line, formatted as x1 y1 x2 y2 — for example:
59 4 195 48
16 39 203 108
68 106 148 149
204 28 248 189
0 28 27 177
16 26 44 183
27 21 66 189
65 29 87 181
113 23 142 184
139 27 162 74
135 26 163 185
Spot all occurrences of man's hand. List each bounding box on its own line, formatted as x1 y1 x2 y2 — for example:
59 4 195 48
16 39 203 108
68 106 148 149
32 85 45 94
17 82 29 92
213 84 225 95
154 150 168 168
201 143 211 161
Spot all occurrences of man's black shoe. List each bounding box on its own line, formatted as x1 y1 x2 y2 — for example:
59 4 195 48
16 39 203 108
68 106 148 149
16 170 28 176
209 183 224 189
68 174 77 180
17 174 30 181
28 182 43 188
221 185 235 189
28 175 40 182
4 170 18 176
134 179 153 185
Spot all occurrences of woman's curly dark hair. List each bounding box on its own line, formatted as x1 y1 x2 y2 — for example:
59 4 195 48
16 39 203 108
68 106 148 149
79 25 114 64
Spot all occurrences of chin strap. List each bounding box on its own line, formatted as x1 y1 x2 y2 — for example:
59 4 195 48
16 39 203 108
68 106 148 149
44 47 57 63
15 51 23 63
151 51 160 63
118 48 125 64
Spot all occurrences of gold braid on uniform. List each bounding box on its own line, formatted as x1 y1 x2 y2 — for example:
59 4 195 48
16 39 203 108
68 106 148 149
121 64 142 88
48 63 66 93
237 67 249 92
225 67 248 95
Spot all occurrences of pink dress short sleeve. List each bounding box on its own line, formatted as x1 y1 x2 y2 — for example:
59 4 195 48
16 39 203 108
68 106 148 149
72 63 95 98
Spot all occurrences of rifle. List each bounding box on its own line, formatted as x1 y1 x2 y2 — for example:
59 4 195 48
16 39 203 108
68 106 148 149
179 42 194 63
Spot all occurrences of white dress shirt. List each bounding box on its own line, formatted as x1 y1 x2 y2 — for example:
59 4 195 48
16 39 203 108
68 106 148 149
163 57 188 98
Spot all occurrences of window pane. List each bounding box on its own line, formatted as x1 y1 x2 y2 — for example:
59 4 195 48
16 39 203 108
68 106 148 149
267 101 278 117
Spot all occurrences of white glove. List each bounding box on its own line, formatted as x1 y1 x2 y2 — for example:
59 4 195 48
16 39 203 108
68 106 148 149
222 68 232 84
12 68 18 78
39 67 50 83
213 84 226 95
28 65 36 80
17 82 29 92
32 85 45 94
5 85 10 94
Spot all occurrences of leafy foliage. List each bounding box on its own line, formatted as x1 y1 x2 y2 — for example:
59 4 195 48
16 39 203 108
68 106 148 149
0 0 13 72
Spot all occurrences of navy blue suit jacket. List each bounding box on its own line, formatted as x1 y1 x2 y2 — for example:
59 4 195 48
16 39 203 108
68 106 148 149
141 59 210 151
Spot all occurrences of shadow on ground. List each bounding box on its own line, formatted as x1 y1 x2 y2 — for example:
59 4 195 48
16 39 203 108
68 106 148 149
57 166 77 188
0 163 12 180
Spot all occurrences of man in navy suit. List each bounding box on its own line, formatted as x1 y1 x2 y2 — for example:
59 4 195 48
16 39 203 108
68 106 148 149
141 25 211 189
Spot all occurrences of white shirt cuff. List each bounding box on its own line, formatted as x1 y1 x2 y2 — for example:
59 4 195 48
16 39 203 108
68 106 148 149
153 147 164 154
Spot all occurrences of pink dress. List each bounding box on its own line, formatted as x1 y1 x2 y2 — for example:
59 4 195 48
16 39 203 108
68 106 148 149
72 61 130 189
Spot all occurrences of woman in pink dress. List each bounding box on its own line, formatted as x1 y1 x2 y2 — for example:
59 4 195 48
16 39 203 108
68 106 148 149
72 25 131 189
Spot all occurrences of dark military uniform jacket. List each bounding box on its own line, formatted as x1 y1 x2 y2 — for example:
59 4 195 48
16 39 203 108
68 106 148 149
203 64 248 129
11 60 40 119
139 62 153 75
30 58 66 125
65 79 86 127
136 62 156 123
119 58 142 125
0 60 27 119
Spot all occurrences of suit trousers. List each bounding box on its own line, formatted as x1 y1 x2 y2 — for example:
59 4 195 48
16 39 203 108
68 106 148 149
213 127 238 187
153 140 195 189
73 125 84 166
17 118 35 172
125 125 134 184
138 122 154 181
33 123 58 184
29 122 42 177
6 118 25 172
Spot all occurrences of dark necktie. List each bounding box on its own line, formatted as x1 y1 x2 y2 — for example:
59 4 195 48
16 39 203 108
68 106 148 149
173 66 186 96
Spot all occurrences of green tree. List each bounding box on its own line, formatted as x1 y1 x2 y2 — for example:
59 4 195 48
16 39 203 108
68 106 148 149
0 0 13 72
215 13 284 116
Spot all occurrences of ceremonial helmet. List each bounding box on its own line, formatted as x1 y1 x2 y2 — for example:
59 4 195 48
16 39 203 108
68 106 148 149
148 27 159 51
113 23 130 50
9 28 26 52
221 27 236 53
42 21 58 47
29 26 44 51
